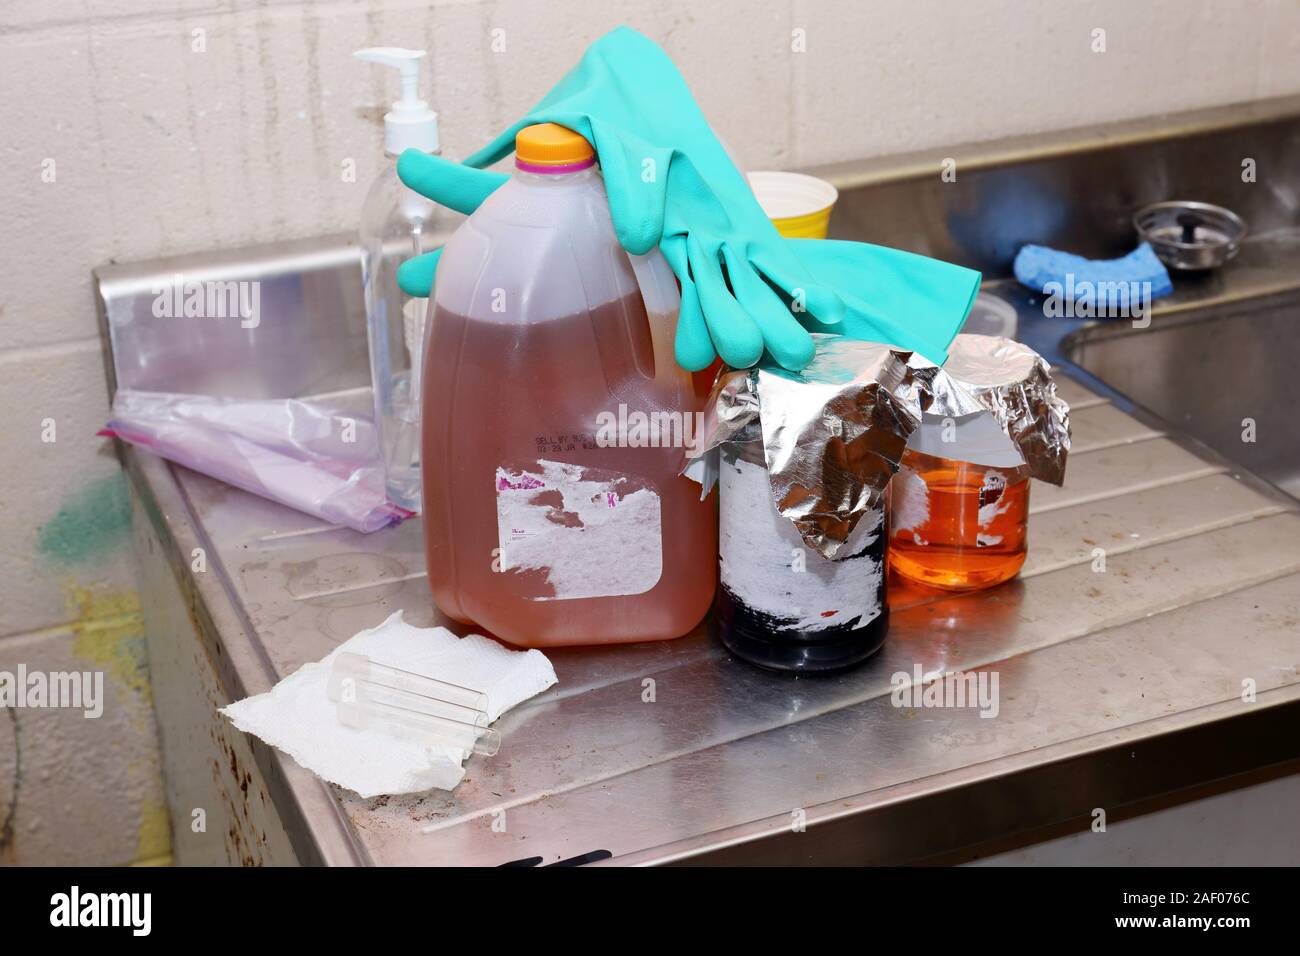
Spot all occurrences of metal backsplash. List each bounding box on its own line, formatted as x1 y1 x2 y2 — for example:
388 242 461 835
95 95 1300 401
816 94 1300 276
95 233 371 401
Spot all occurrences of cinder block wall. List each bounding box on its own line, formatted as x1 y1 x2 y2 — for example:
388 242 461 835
2 0 1298 865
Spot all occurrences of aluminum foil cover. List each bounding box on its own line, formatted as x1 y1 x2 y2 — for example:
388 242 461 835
909 334 1071 485
686 334 923 559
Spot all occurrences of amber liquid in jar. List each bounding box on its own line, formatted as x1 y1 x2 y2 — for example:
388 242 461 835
889 447 1030 590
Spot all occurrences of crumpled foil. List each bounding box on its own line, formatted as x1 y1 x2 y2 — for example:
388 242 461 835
908 334 1071 486
686 335 923 559
685 332 1073 560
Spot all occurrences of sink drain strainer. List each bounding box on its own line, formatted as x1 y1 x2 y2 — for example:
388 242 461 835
1134 200 1247 271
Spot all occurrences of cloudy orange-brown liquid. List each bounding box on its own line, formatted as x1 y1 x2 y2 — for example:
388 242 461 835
889 448 1030 590
421 295 717 648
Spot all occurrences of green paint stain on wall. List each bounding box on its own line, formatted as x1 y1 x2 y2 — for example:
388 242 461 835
37 471 132 565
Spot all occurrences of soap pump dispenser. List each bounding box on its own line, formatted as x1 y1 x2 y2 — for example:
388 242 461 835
354 46 452 513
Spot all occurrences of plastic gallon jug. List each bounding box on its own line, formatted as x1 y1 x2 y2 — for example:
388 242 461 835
421 123 716 648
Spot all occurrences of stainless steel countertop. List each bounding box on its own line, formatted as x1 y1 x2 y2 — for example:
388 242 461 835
105 93 1300 864
123 359 1300 865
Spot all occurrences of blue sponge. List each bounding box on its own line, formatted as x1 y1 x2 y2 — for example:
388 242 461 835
1014 242 1172 315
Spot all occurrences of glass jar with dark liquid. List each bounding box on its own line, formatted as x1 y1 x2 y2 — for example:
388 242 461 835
713 442 889 673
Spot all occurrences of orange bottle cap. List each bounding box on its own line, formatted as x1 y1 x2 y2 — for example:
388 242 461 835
515 123 595 170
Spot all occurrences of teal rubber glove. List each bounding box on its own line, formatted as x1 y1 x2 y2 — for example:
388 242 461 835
399 27 980 370
786 239 981 364
398 155 981 368
400 26 837 372
395 161 507 300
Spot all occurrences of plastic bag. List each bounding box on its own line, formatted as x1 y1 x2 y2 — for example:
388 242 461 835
102 390 412 533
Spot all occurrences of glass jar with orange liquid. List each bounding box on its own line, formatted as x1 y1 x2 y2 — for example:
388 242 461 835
889 412 1031 591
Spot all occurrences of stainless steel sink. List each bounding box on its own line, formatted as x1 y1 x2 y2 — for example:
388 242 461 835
1064 291 1300 499
810 92 1300 505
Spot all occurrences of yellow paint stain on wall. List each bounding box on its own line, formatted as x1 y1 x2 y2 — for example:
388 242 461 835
134 796 173 865
63 581 174 865
65 583 150 704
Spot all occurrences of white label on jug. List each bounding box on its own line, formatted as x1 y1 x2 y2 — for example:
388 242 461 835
495 459 663 601
719 453 883 633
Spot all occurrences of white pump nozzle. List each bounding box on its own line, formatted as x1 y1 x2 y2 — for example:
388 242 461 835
354 47 440 156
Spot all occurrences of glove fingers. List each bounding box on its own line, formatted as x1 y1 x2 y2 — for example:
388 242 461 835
397 248 443 298
720 245 815 370
396 150 508 215
662 239 715 372
672 274 715 372
689 235 764 369
590 129 669 256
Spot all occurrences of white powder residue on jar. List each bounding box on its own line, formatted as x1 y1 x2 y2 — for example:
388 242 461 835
891 464 930 545
977 471 1013 528
892 463 929 532
719 451 883 633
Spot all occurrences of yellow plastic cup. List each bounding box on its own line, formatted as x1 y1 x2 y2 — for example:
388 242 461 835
747 171 839 239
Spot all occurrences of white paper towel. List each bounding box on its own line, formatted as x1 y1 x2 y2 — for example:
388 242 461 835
220 611 557 797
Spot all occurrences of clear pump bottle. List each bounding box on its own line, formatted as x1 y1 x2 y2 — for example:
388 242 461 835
355 47 455 512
